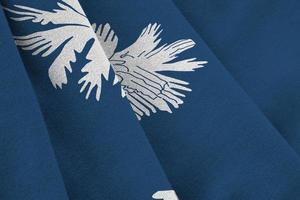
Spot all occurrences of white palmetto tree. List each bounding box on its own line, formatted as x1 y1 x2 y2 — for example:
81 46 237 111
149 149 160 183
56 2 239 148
5 0 207 120
94 23 207 120
4 0 110 101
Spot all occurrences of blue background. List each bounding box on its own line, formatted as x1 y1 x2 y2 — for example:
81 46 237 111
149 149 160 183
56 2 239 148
81 0 300 199
2 0 173 199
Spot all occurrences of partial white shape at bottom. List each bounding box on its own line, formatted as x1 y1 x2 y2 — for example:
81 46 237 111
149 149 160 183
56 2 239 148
152 190 179 200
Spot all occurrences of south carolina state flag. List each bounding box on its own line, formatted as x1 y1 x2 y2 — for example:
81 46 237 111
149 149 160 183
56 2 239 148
1 0 300 200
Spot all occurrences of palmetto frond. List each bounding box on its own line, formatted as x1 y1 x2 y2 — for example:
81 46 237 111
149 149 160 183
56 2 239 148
3 0 89 26
78 39 111 101
5 0 206 116
92 23 118 59
5 1 111 101
96 22 207 120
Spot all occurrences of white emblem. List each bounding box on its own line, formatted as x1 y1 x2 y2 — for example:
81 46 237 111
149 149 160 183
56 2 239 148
4 1 111 101
153 190 179 200
5 1 207 120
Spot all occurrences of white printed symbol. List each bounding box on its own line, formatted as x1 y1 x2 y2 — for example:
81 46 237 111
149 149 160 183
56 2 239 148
153 190 179 200
5 1 207 120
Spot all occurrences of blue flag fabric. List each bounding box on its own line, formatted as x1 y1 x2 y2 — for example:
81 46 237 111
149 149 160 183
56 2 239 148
79 0 300 199
0 7 69 200
1 0 300 199
2 0 176 199
173 0 300 154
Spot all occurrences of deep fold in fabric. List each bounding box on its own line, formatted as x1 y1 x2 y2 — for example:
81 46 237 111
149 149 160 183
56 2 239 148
0 6 69 200
173 0 300 156
1 0 300 200
0 0 177 200
79 0 300 199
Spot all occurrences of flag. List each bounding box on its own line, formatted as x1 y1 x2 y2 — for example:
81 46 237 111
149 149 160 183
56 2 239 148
0 7 68 199
174 0 300 154
2 0 177 199
78 0 300 199
1 0 300 199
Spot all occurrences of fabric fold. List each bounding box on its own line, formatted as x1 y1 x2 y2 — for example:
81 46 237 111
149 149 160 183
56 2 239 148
2 0 178 199
78 0 300 199
0 6 69 200
173 0 300 155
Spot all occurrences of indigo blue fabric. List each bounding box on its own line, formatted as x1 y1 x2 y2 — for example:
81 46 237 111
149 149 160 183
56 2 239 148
1 0 300 199
80 0 300 199
2 0 174 199
0 7 68 200
173 0 300 154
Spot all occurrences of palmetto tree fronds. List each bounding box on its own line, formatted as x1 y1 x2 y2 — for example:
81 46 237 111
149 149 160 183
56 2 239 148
5 1 206 119
5 1 111 101
3 0 89 26
96 23 207 120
